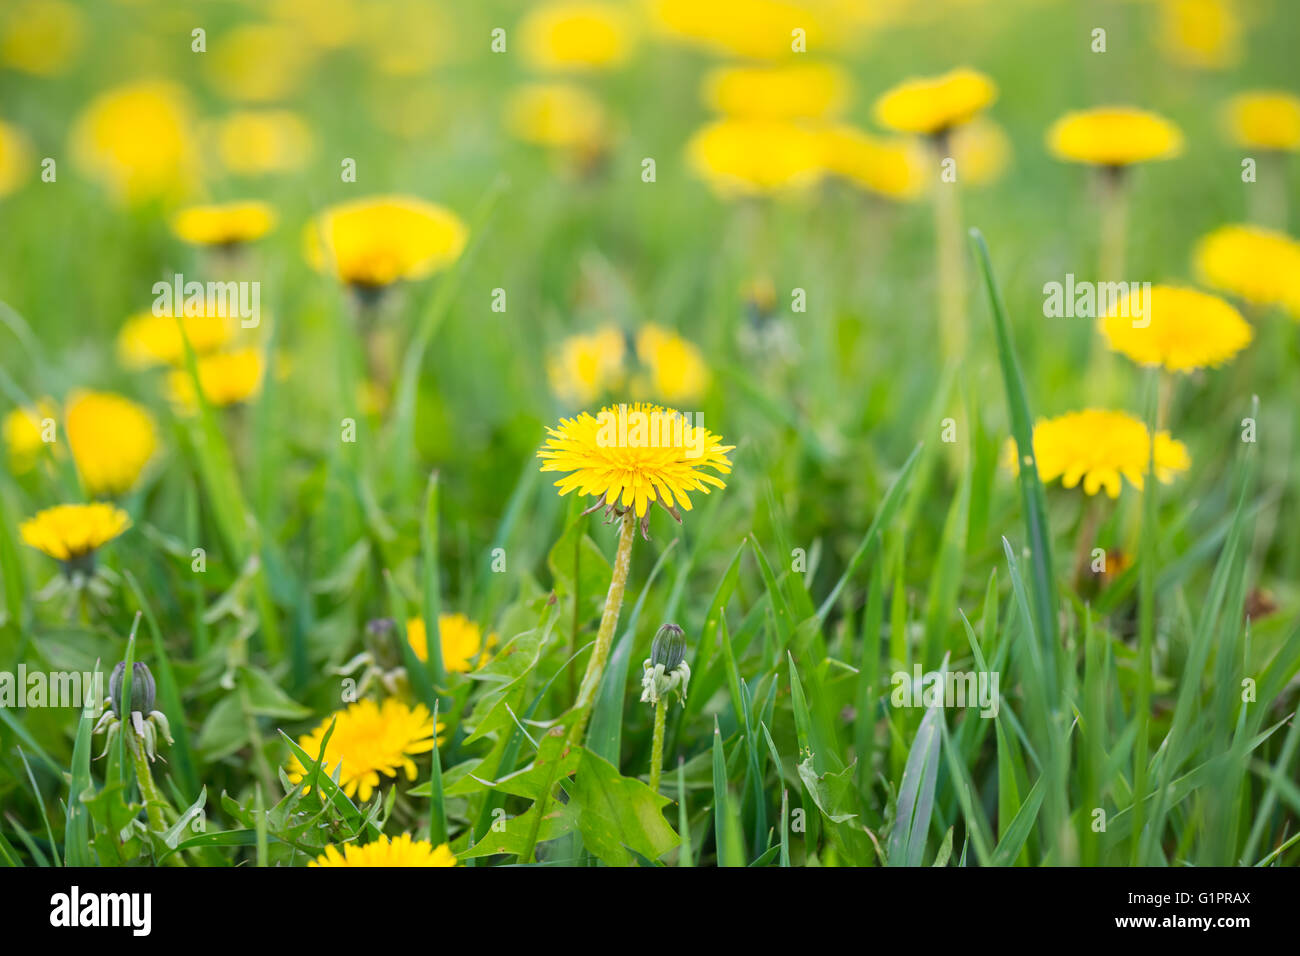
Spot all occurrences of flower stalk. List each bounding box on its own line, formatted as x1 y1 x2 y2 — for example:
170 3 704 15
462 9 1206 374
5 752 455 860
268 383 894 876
932 132 966 360
649 697 667 792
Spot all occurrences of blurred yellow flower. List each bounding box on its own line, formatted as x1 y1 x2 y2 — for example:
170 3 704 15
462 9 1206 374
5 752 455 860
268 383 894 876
538 402 733 521
0 0 84 76
65 390 159 496
271 0 361 50
1158 0 1241 71
206 23 316 103
687 119 824 198
874 68 997 136
949 117 1012 187
167 348 266 411
171 201 276 246
287 698 439 803
548 326 627 404
819 124 927 201
505 83 610 151
361 0 452 76
406 613 494 673
0 119 33 198
69 80 197 205
305 195 468 288
1223 91 1300 152
1005 409 1190 498
4 399 57 472
1100 285 1252 373
521 1 635 71
209 110 315 176
118 311 235 370
703 62 851 121
311 834 457 867
1193 224 1300 310
20 503 130 562
1047 107 1183 167
647 0 833 60
633 324 709 404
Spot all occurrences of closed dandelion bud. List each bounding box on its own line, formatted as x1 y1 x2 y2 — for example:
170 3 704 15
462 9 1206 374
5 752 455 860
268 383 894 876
109 661 156 717
641 623 690 706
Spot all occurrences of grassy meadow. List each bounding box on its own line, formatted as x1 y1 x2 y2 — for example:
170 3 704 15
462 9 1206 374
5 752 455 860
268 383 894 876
0 0 1298 869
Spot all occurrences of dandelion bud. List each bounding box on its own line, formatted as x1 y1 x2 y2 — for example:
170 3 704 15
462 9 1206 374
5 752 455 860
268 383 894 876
649 623 685 672
642 623 690 706
109 661 156 717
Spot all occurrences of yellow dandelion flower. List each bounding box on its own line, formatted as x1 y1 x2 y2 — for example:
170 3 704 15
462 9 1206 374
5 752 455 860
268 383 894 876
0 0 85 77
548 326 627 405
206 23 316 103
4 398 58 472
702 62 852 121
538 402 734 523
1223 91 1300 152
1192 224 1300 309
647 0 834 60
304 195 468 289
117 310 235 370
0 119 34 199
1047 107 1183 167
687 119 824 198
69 80 197 205
1100 285 1252 373
949 117 1012 187
209 110 315 176
520 1 635 72
406 613 495 673
20 503 130 563
65 390 159 496
873 68 997 137
633 324 709 404
1005 409 1190 498
1158 0 1241 71
171 201 276 246
310 834 457 868
504 83 610 151
287 698 439 803
167 348 266 411
819 124 928 201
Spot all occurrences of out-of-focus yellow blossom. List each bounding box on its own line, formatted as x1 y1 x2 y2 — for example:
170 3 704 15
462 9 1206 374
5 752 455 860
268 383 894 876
69 80 197 205
206 23 316 103
171 201 276 246
406 613 494 673
1223 91 1300 152
117 311 235 370
1158 0 1241 71
633 324 709 404
949 117 1011 187
4 399 57 472
361 0 452 76
820 124 927 201
370 83 443 141
271 0 361 50
304 195 468 289
1193 224 1300 310
210 110 315 176
0 0 85 76
287 698 439 803
0 119 34 198
1100 285 1252 373
167 348 266 411
311 835 457 867
1004 409 1190 498
646 0 835 60
505 83 610 151
65 390 159 496
874 68 997 137
521 2 635 72
19 503 130 563
687 119 824 198
1047 107 1183 167
703 62 851 121
548 326 627 404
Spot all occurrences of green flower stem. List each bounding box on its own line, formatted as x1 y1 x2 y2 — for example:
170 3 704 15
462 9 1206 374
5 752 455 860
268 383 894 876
129 735 185 865
648 697 667 793
566 511 636 749
932 135 966 360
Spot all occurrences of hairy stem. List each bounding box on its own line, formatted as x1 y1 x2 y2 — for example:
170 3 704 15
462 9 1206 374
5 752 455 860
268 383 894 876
649 697 667 793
